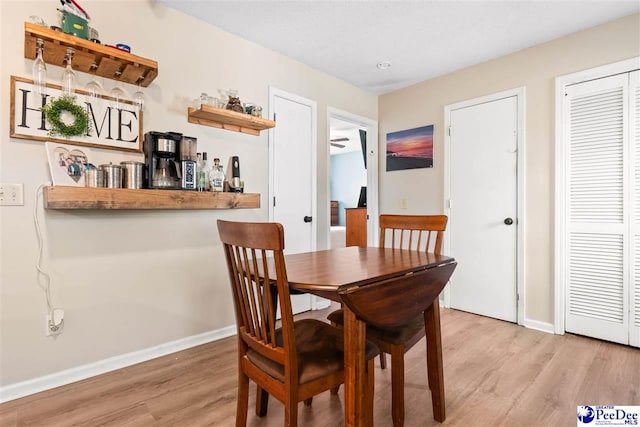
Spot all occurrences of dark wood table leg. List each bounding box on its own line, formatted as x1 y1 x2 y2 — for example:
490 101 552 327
424 298 445 422
344 307 368 427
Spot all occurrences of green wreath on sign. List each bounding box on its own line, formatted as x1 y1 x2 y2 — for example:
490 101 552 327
41 95 91 138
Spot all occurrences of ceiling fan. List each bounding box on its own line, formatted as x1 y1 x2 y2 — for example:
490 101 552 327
330 137 349 148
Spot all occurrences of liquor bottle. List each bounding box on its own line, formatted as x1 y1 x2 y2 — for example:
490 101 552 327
210 158 225 192
196 152 209 191
203 152 211 191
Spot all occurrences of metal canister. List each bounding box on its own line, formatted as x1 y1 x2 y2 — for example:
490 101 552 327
99 163 123 188
120 161 144 189
84 167 104 187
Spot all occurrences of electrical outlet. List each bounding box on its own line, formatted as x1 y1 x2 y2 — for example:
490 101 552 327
46 309 64 336
400 198 408 209
0 183 24 206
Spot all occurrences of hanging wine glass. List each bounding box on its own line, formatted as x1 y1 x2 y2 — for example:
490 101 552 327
110 81 125 110
61 47 76 97
85 62 102 102
85 79 102 101
108 67 127 109
32 38 47 100
133 76 145 111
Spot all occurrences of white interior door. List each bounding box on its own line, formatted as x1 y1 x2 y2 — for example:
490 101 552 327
269 89 316 314
563 73 630 344
556 60 640 348
448 96 519 322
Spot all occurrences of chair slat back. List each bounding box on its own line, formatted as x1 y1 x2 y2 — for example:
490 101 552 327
217 220 295 366
379 214 447 254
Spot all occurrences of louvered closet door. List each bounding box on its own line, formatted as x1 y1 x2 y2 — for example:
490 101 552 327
565 73 630 345
630 70 640 347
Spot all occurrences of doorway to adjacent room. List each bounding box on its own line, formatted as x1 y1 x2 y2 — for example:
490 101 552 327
327 108 379 249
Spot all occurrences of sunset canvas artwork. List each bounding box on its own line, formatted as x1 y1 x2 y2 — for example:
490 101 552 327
386 125 434 171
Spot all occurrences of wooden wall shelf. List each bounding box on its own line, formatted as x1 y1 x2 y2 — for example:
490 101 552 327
188 105 275 136
43 186 260 210
24 22 158 87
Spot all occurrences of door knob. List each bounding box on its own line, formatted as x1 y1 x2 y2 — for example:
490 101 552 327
504 217 514 225
303 216 312 223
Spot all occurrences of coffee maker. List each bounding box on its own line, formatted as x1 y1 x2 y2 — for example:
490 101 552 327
144 131 183 189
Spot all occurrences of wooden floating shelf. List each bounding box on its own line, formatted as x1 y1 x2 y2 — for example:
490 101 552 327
43 186 260 210
188 105 276 136
24 22 158 87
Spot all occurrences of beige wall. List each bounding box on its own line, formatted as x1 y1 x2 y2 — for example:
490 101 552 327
378 13 640 324
0 0 377 387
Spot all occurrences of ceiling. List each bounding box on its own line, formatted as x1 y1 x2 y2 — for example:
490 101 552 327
160 0 639 95
329 117 365 155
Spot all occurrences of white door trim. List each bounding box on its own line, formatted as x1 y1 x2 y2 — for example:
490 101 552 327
443 86 526 326
554 57 640 335
327 107 379 246
268 87 318 252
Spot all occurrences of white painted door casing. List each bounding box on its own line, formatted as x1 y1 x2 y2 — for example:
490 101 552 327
631 70 640 347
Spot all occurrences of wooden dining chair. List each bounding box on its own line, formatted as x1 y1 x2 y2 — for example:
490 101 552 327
327 214 448 427
217 220 378 427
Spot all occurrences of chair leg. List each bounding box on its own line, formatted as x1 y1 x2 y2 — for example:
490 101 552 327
380 352 387 369
284 396 298 427
255 386 269 417
425 337 433 390
304 397 313 406
390 346 405 427
236 371 250 427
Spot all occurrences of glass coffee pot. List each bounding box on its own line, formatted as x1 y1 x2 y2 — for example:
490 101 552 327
152 157 177 188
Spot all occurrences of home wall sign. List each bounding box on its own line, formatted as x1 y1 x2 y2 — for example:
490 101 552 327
10 76 142 153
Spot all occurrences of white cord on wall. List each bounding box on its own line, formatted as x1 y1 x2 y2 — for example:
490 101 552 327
34 184 53 313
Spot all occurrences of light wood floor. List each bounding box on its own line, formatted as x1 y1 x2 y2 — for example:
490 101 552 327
1 305 639 426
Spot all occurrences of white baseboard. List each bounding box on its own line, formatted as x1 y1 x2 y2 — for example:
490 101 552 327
0 325 237 403
523 318 555 334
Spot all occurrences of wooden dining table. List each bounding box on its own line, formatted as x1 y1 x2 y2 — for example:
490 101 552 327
280 246 457 427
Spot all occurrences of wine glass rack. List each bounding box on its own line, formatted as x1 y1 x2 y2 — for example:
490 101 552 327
24 22 158 87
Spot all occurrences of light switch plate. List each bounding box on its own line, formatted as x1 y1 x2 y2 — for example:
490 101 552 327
0 183 24 206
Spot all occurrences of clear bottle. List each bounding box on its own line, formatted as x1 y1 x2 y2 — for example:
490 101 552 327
204 152 211 191
210 158 225 192
203 152 211 191
199 92 208 107
32 39 47 100
196 152 209 192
